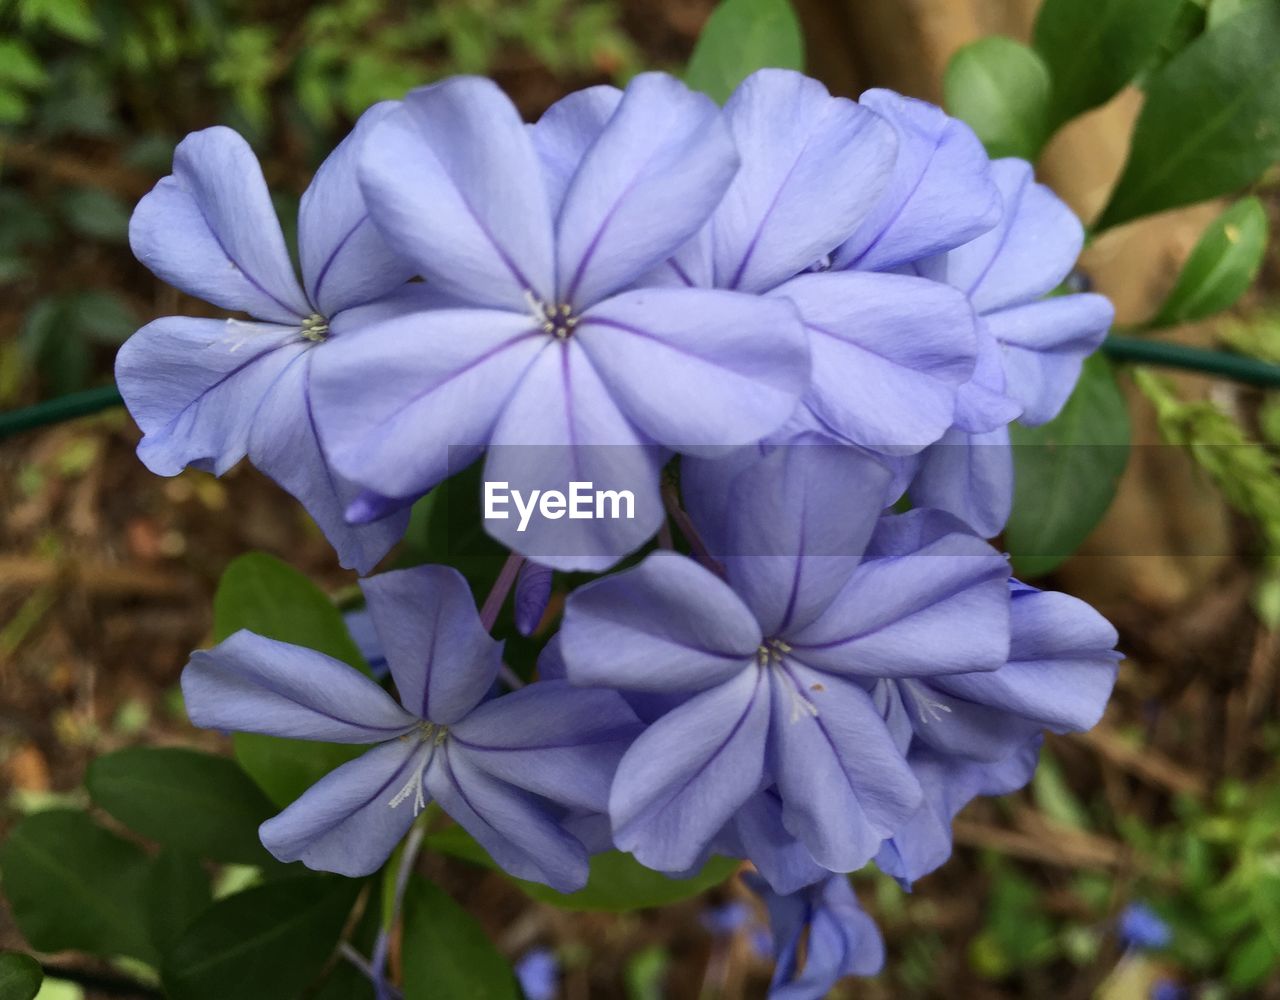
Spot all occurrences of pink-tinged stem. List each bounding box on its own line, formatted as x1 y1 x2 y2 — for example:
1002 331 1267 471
480 551 525 632
660 479 723 575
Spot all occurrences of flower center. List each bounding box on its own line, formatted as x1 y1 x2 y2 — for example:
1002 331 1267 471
527 293 578 339
756 637 792 668
388 722 447 815
301 312 330 343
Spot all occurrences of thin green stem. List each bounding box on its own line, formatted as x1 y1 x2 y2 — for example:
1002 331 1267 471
1103 335 1280 388
0 384 123 439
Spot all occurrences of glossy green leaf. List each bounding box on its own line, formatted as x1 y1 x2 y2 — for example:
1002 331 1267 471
0 810 156 964
212 553 367 668
87 747 275 864
1208 0 1266 29
213 552 369 807
428 826 738 911
684 0 804 104
1151 197 1269 326
162 876 360 1000
943 37 1052 160
1006 355 1131 577
401 875 519 1000
1033 0 1184 129
1096 1 1280 230
0 953 42 1000
144 849 212 957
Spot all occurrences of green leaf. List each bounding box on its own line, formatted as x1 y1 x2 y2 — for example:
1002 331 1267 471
1150 197 1269 326
0 41 48 90
144 849 212 957
943 37 1052 160
684 0 804 104
1006 355 1131 577
213 553 367 668
1095 1 1280 231
86 747 276 864
162 876 360 1000
58 188 129 243
213 552 369 807
0 810 156 964
0 953 42 1000
401 875 519 1000
428 826 738 911
18 0 102 43
1208 0 1266 29
1032 0 1184 130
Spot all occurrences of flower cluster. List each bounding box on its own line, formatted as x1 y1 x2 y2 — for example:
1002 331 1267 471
124 68 1122 997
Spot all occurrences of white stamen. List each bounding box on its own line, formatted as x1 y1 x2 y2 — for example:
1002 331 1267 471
903 680 952 724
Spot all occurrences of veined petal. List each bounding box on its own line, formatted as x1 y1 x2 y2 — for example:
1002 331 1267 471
909 426 1014 540
715 69 896 293
775 272 976 454
934 584 1119 733
182 630 418 742
129 127 310 324
576 288 809 453
359 77 555 310
247 351 407 574
835 90 999 272
309 308 547 502
531 85 623 218
876 740 1040 886
731 791 829 895
482 342 666 571
299 102 417 317
116 317 305 477
786 526 1011 678
427 743 590 892
259 739 428 876
707 444 894 635
555 73 738 307
768 665 920 871
451 681 643 813
560 551 761 693
610 669 770 872
926 158 1084 314
360 566 502 726
987 293 1113 425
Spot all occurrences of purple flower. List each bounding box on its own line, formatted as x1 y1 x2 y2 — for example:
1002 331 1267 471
875 577 1118 886
559 445 1012 873
908 159 1115 535
875 739 1042 888
869 525 1121 764
746 874 884 999
1119 903 1172 951
182 565 641 891
515 561 555 637
646 71 982 456
117 106 422 572
309 73 811 570
515 948 558 1000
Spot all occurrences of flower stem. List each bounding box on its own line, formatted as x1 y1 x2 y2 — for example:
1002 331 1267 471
660 478 722 573
370 823 425 1000
480 551 524 632
1103 335 1280 388
0 384 123 440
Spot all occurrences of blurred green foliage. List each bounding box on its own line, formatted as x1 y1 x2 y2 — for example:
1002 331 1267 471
0 0 639 398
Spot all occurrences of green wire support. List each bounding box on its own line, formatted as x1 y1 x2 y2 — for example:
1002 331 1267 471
0 384 123 440
1103 335 1280 388
0 337 1276 442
